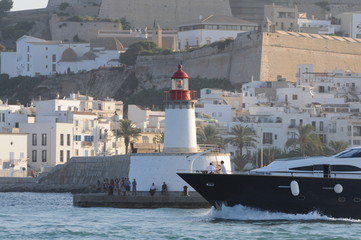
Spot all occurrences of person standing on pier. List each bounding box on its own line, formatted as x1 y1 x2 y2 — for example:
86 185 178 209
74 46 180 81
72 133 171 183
132 179 137 196
150 183 156 196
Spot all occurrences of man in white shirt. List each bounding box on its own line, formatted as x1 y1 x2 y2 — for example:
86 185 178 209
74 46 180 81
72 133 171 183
220 160 227 174
206 162 215 174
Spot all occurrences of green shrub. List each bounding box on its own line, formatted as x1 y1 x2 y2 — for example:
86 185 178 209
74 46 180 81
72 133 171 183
59 2 70 11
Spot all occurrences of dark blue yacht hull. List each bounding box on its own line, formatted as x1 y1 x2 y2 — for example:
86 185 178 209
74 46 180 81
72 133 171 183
178 173 361 219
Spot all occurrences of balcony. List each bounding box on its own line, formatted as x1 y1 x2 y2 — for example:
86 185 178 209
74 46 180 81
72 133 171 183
82 141 92 147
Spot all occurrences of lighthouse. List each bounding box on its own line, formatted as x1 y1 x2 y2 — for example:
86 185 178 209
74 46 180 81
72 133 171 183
128 64 231 191
163 64 198 153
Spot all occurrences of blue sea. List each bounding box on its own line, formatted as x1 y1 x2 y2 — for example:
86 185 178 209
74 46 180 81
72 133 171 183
0 192 360 240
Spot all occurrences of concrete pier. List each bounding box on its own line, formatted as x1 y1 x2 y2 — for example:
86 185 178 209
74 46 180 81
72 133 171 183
73 191 211 208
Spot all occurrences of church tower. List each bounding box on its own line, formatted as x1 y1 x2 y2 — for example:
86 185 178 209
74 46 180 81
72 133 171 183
152 20 163 48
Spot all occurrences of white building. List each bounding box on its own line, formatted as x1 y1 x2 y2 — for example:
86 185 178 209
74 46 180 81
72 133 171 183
297 19 336 35
177 15 259 51
128 105 164 133
196 88 242 123
0 133 28 177
335 12 361 38
0 35 124 78
19 93 124 172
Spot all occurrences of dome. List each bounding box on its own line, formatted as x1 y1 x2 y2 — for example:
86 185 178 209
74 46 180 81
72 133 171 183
171 64 189 79
60 48 78 62
82 51 96 60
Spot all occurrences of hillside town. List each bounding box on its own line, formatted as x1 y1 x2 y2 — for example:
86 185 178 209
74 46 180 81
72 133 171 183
2 0 361 179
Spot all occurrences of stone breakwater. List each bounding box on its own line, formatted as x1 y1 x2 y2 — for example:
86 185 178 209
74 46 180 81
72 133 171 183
0 155 130 193
0 183 89 193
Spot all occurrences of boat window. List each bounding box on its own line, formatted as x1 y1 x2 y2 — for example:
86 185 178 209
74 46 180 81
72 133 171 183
331 165 361 172
335 149 361 158
289 165 313 171
289 164 361 172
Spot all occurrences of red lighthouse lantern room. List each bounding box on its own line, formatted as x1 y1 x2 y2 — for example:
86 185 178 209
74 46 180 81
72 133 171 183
166 64 196 101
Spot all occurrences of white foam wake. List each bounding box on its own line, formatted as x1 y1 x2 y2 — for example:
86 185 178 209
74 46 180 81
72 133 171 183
209 204 330 221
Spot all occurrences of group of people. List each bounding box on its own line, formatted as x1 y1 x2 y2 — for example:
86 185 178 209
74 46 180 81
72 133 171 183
98 178 137 196
149 182 168 196
206 161 227 174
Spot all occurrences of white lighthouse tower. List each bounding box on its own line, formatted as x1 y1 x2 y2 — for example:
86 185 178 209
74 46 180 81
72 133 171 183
163 64 198 153
128 64 231 191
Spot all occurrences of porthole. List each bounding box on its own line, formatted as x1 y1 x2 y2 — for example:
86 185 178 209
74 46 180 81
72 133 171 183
338 197 346 202
298 195 305 200
354 197 361 203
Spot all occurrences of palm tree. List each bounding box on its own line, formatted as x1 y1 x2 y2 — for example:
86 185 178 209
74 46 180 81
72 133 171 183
327 140 348 155
197 125 226 150
285 124 323 157
113 119 141 154
226 125 258 156
261 147 284 166
154 132 164 143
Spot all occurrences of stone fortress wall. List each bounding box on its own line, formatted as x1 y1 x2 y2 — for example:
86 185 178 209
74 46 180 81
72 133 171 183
47 0 102 8
47 0 361 26
98 0 232 29
260 32 361 83
135 31 361 86
49 14 122 42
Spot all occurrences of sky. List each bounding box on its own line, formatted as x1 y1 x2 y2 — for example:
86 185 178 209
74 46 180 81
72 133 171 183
11 0 48 11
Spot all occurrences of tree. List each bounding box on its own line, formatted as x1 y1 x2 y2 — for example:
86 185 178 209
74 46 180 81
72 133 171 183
113 119 141 154
59 2 69 11
120 41 171 65
120 17 131 30
226 125 257 156
154 132 164 143
260 147 284 166
0 0 12 18
326 140 348 155
197 125 225 149
285 124 323 156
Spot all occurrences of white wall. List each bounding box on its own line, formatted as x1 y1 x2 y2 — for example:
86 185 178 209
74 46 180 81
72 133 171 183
129 153 231 191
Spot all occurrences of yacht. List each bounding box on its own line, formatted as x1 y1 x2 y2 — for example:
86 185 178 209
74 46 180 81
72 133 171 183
178 147 361 219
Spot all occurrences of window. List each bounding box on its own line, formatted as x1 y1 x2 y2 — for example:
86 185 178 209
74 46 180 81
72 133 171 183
290 119 296 128
52 54 56 62
60 134 64 146
74 135 81 141
1 113 4 122
320 121 324 131
32 134 37 146
74 149 79 156
312 121 316 130
292 94 298 100
42 133 47 146
84 136 93 142
263 132 273 144
42 150 47 162
60 150 64 162
67 134 71 146
52 64 56 72
67 150 70 161
142 136 149 143
32 150 37 162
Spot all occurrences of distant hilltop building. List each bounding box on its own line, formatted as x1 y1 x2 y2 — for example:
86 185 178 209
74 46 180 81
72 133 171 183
0 35 123 78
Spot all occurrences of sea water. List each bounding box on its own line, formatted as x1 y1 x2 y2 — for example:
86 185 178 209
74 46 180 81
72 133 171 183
0 192 360 240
